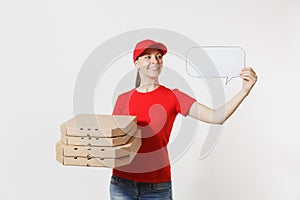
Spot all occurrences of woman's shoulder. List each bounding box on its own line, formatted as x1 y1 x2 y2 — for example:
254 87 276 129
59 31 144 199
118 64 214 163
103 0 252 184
159 86 187 102
162 86 196 102
116 89 135 100
160 85 182 94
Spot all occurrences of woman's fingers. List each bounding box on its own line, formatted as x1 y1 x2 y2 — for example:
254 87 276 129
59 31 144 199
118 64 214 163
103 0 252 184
240 75 250 81
242 66 255 72
241 75 255 81
240 73 257 82
240 67 257 81
240 67 258 95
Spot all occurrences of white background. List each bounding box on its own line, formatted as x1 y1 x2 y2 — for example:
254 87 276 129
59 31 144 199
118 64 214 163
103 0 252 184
0 0 299 199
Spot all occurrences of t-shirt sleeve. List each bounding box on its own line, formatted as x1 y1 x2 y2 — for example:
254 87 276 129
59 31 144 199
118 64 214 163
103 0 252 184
112 90 133 115
172 89 197 116
112 95 123 115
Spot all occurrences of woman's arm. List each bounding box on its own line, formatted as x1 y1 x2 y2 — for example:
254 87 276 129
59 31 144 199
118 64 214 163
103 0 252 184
187 67 258 124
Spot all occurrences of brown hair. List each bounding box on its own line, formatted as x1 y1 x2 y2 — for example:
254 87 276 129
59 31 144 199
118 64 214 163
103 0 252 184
135 71 141 88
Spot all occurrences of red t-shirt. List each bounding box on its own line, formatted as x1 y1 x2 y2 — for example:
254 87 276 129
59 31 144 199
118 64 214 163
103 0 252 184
112 85 196 183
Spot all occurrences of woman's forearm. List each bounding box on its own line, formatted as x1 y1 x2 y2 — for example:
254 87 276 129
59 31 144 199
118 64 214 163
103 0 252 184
213 89 248 124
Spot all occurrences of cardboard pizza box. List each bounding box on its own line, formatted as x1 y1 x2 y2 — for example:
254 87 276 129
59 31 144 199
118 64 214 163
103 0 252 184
56 154 132 168
56 130 142 168
60 114 137 137
57 129 141 158
60 124 137 147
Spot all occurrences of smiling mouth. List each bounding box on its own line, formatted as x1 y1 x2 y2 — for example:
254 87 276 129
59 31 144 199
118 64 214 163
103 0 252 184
149 67 159 70
148 65 160 70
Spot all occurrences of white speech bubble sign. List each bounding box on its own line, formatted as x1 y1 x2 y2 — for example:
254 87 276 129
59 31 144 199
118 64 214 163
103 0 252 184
186 46 246 85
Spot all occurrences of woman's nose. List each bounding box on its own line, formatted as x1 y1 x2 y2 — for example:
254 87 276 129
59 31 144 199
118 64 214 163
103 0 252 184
151 56 158 64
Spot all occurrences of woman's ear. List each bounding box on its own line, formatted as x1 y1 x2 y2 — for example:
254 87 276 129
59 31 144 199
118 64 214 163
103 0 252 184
134 60 140 70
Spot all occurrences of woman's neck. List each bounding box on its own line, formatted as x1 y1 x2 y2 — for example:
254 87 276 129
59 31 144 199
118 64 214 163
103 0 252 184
137 79 160 93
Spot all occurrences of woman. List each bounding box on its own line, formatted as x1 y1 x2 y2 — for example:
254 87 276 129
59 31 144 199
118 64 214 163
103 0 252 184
110 39 257 200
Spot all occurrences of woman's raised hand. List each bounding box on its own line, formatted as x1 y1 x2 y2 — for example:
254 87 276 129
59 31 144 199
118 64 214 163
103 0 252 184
239 67 258 95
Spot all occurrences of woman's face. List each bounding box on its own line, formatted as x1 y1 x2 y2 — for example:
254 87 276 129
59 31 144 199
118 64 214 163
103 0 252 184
135 48 163 79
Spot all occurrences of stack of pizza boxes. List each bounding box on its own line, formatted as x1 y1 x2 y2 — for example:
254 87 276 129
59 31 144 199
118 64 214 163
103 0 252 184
56 114 141 168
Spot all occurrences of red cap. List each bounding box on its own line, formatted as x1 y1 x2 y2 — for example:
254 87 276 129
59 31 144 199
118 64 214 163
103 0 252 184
133 39 167 62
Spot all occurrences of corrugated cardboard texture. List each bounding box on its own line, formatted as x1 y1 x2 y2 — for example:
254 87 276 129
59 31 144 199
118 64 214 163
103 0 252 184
56 153 132 168
60 124 137 147
60 114 137 137
56 130 141 168
57 129 141 158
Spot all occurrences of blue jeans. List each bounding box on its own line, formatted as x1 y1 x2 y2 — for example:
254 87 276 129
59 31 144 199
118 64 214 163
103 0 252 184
110 175 173 200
